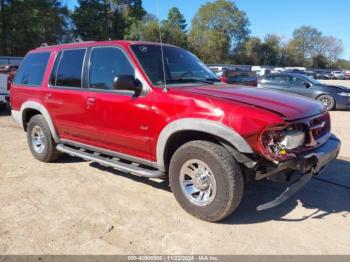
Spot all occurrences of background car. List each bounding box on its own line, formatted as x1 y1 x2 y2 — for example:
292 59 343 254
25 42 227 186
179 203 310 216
220 69 257 86
0 64 18 109
331 71 349 80
258 73 350 110
315 71 334 80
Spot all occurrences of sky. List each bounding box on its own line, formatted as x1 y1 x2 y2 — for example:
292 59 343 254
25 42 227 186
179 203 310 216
65 0 350 59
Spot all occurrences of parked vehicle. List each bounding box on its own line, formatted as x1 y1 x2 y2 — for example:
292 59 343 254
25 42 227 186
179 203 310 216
344 71 350 79
208 66 228 77
251 66 271 76
0 64 18 108
315 71 334 80
220 69 257 87
304 70 317 79
258 73 350 110
331 71 349 80
11 41 340 222
285 67 306 71
271 67 285 74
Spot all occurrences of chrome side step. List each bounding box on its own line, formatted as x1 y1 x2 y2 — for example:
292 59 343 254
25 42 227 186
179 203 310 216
56 144 164 178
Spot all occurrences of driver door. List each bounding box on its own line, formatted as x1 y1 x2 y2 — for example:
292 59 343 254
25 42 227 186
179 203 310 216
82 46 154 161
286 76 314 98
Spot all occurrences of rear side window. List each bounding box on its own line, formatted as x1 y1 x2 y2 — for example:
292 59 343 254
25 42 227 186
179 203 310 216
52 49 86 88
14 52 50 86
265 75 287 84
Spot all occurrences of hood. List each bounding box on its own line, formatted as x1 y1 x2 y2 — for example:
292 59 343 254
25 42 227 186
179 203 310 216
322 84 350 92
184 85 325 121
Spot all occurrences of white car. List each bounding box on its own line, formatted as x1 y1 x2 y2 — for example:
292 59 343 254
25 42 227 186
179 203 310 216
0 73 9 105
331 71 349 80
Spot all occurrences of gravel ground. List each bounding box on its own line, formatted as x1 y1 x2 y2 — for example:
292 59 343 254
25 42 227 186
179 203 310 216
0 81 349 255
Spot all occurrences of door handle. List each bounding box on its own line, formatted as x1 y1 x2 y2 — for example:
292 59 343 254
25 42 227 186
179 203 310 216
86 97 96 109
87 97 96 104
45 93 53 99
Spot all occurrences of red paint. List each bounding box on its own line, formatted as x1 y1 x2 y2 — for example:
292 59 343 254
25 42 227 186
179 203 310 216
11 41 327 163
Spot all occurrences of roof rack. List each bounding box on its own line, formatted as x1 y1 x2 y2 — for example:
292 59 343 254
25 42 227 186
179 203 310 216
38 39 96 49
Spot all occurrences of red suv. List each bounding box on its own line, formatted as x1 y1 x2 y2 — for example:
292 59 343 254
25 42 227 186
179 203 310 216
11 41 341 221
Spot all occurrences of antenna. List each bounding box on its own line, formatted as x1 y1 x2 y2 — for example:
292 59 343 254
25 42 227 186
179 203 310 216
157 1 168 92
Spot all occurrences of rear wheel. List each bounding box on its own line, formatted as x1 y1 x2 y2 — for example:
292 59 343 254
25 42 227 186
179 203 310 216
169 140 244 222
317 95 335 111
27 115 61 162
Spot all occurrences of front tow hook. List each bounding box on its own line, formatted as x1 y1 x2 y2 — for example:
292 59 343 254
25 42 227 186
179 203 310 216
256 169 315 211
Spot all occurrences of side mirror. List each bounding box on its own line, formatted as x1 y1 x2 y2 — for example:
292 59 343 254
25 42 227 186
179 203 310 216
113 75 142 96
304 82 311 88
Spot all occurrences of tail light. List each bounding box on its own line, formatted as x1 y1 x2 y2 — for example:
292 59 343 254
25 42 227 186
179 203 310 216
220 75 228 83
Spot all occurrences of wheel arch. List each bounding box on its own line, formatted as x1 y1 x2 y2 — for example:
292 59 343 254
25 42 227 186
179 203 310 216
156 118 254 172
20 101 60 143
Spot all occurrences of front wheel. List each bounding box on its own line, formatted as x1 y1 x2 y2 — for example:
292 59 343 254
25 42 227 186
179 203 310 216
317 95 335 111
169 140 244 222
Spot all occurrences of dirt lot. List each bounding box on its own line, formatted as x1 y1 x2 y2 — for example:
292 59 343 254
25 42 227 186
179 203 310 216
0 80 350 255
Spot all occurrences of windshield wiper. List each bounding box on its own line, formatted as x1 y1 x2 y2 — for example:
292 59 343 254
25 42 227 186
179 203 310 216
157 78 216 85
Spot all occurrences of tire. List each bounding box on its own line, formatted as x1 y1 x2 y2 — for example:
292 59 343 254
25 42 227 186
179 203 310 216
169 140 244 222
317 94 335 111
27 115 61 162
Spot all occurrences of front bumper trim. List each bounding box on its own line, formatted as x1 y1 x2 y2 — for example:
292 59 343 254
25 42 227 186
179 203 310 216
257 134 341 211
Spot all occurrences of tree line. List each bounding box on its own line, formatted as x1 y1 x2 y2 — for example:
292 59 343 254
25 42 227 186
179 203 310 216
0 0 349 69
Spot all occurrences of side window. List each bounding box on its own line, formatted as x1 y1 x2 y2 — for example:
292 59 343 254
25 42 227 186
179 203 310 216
53 49 86 88
89 47 134 90
273 76 287 85
14 52 50 86
287 76 305 86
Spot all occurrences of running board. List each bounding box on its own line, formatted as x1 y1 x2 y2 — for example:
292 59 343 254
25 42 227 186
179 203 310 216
56 144 164 178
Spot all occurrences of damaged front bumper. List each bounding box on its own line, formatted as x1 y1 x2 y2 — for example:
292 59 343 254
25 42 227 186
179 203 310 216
256 134 341 211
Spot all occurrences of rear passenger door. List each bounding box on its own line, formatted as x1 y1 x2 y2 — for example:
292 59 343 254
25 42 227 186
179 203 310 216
81 46 153 161
45 48 91 141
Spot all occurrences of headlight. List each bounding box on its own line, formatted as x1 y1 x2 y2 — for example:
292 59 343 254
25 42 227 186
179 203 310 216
338 92 350 97
259 125 305 162
280 130 305 150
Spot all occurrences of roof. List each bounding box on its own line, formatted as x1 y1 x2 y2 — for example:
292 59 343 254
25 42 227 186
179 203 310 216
267 72 309 78
32 40 177 53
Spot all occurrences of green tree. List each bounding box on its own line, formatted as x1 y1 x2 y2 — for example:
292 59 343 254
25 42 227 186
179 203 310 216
188 0 250 63
0 0 70 56
292 26 322 62
72 0 146 41
260 34 282 66
166 7 187 32
72 0 113 40
334 59 350 70
125 18 187 48
240 37 262 65
290 26 343 66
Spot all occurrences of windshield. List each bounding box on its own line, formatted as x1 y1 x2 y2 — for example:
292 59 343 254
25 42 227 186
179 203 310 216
131 44 220 86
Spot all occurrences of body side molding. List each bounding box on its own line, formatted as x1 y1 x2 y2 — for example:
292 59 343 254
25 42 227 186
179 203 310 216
156 118 254 172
